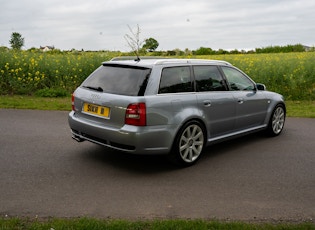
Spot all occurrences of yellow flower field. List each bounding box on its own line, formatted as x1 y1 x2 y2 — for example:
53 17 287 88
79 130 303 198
1 48 314 100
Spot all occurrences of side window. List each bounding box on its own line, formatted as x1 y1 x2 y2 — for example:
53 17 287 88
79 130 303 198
194 65 226 91
221 66 255 91
159 66 192 94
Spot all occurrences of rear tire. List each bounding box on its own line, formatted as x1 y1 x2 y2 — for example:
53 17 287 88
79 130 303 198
169 120 205 167
266 104 286 136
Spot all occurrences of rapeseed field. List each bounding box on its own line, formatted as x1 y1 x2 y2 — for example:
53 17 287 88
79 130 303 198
1 48 314 100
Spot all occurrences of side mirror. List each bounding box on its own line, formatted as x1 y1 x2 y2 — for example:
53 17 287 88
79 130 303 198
256 83 266 91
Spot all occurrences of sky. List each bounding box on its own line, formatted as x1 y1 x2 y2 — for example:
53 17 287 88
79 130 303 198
1 0 315 51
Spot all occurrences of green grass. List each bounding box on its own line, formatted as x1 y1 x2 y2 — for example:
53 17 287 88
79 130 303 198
0 95 314 118
286 100 315 118
0 217 314 230
0 95 71 111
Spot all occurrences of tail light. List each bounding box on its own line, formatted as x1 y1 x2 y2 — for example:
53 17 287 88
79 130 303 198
125 103 146 126
71 93 75 111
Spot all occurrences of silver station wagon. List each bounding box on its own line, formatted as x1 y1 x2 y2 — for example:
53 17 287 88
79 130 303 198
68 58 286 166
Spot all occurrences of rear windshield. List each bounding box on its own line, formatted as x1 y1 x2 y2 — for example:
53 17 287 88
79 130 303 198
81 64 151 96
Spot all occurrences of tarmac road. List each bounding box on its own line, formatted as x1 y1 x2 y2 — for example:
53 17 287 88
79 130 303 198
0 109 314 222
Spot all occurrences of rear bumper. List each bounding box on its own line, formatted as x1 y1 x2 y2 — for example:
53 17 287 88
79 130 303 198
68 111 173 154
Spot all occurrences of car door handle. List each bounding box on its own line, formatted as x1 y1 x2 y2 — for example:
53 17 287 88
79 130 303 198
203 100 211 107
237 98 244 104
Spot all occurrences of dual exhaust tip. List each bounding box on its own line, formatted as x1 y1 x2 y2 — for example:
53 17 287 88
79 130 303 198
72 134 85 142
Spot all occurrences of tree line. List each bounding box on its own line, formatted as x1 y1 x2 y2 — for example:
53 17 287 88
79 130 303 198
192 44 312 55
5 31 314 55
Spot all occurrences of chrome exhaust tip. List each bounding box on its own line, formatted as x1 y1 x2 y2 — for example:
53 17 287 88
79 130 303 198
72 134 85 142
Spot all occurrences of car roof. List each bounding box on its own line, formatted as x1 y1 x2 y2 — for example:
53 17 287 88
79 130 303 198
104 57 232 68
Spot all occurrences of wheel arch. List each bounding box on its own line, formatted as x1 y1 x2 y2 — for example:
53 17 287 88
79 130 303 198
172 117 208 149
265 100 286 125
265 102 286 136
168 117 208 166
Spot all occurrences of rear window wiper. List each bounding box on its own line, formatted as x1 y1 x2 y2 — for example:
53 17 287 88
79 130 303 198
82 85 103 92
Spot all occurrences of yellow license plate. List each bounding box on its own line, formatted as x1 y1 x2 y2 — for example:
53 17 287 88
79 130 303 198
83 103 110 118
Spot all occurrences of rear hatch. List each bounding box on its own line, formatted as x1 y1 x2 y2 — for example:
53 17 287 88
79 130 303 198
72 63 152 128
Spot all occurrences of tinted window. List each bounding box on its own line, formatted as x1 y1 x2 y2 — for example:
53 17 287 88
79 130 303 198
194 66 226 91
221 66 255 91
82 65 151 96
159 66 192 94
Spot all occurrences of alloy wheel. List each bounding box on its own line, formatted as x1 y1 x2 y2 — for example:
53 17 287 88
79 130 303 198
179 124 204 163
272 106 285 135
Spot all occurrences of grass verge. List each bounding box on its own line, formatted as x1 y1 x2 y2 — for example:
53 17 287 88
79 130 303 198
285 100 315 118
0 95 314 118
0 95 70 111
0 217 314 230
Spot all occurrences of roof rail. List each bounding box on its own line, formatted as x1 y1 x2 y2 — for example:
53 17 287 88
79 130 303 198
110 57 232 66
154 59 232 66
110 56 167 61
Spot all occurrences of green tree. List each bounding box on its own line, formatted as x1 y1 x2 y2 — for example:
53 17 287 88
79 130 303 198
9 32 24 50
142 37 159 52
194 47 214 55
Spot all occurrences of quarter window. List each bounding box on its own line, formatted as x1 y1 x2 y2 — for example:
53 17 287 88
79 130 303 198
221 66 255 91
159 66 192 94
194 66 226 91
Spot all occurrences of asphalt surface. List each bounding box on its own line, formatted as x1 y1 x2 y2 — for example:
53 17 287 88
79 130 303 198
0 109 314 222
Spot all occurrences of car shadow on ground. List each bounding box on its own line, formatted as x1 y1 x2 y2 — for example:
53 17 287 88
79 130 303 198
78 131 266 173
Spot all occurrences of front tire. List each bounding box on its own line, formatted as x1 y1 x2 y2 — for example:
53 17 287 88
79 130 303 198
267 104 286 136
170 120 205 166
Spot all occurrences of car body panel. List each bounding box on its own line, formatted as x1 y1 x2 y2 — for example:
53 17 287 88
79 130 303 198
232 90 269 130
196 91 236 137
